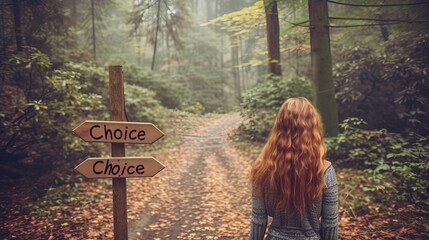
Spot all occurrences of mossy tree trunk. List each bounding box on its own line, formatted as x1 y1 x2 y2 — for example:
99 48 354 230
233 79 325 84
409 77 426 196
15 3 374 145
264 0 282 76
308 0 339 136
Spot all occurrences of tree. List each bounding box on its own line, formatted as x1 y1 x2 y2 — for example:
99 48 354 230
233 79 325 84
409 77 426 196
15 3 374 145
0 0 72 58
308 0 339 136
208 0 271 102
12 0 23 52
91 0 96 60
264 0 282 76
129 0 191 70
81 0 114 62
151 0 162 70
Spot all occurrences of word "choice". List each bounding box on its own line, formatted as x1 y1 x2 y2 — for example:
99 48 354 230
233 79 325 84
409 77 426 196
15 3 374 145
93 159 144 177
90 124 145 141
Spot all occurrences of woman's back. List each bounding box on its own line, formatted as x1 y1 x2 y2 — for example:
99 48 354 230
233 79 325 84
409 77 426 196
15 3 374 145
249 98 339 240
250 161 338 240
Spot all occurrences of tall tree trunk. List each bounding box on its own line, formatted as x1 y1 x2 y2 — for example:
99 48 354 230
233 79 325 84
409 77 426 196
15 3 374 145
379 25 389 41
263 0 282 76
12 0 23 52
206 0 213 21
231 41 241 103
166 33 170 73
71 0 78 19
0 17 3 52
137 31 142 66
220 36 224 68
292 3 300 75
239 36 246 91
151 0 161 71
91 0 96 61
218 0 225 68
308 0 339 136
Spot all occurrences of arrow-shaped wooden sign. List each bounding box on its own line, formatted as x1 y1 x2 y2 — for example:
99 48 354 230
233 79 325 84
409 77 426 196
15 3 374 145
73 120 164 144
75 157 165 179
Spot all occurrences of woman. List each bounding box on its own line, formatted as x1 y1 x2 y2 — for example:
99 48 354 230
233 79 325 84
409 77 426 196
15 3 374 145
250 97 338 240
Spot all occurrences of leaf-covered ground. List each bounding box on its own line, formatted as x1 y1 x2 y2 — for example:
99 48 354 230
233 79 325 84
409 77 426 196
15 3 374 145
0 113 427 239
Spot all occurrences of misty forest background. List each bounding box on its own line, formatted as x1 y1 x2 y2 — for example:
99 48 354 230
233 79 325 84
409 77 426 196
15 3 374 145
0 0 428 239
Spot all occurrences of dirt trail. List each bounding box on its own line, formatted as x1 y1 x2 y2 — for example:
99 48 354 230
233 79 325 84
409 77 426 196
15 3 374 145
127 113 254 239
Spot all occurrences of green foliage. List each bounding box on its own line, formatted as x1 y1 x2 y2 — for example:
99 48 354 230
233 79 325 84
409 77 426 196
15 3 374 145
325 118 389 169
180 102 205 115
0 47 103 176
173 66 229 113
24 182 98 218
128 0 191 51
237 75 312 142
64 63 169 127
208 0 265 40
63 62 108 96
124 65 192 110
62 61 110 119
162 25 235 113
326 117 429 210
336 168 376 215
123 83 167 125
333 33 429 132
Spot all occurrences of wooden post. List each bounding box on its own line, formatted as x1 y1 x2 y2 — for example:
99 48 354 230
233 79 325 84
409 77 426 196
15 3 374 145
109 65 128 240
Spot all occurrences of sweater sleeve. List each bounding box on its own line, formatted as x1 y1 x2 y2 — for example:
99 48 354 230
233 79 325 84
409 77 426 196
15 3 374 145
250 186 267 240
321 166 339 240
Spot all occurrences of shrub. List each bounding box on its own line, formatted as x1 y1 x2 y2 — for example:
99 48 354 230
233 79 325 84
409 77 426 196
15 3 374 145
325 118 385 169
237 75 312 142
172 66 230 113
0 47 104 176
333 34 429 133
124 64 192 110
123 83 167 126
326 117 429 210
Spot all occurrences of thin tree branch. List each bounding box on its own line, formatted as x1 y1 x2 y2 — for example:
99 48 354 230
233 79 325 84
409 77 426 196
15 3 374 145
286 20 309 27
1 132 19 153
135 0 158 12
329 22 401 28
10 140 37 154
330 19 429 28
329 17 429 23
163 0 173 14
328 0 429 7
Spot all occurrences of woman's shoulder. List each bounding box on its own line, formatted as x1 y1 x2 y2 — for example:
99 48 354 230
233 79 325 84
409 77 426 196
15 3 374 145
323 160 337 187
323 160 332 173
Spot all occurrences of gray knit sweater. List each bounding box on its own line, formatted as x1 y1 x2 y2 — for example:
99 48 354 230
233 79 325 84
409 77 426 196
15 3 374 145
250 165 339 240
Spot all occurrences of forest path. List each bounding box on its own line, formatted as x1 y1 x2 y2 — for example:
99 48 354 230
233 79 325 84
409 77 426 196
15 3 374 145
127 113 253 239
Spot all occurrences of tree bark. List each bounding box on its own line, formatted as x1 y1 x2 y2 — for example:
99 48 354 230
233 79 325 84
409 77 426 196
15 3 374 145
151 0 161 71
91 0 96 61
231 40 241 102
238 36 247 91
12 0 23 52
263 0 282 76
71 0 78 19
308 0 339 136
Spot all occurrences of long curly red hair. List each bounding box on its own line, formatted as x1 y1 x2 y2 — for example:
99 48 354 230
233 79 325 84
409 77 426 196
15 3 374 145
250 97 326 214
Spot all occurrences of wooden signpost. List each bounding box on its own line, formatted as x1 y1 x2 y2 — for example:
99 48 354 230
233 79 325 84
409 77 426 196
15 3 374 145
75 157 165 179
73 65 164 240
73 121 164 144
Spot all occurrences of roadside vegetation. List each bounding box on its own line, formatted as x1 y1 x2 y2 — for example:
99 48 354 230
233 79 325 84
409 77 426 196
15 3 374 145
0 0 428 239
